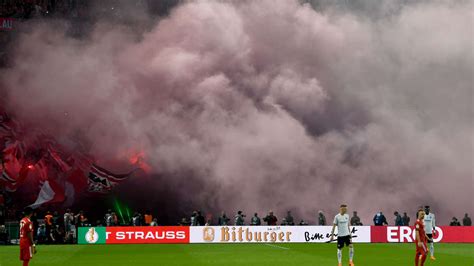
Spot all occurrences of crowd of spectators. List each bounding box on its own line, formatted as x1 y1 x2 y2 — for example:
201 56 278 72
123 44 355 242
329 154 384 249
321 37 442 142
451 215 471 226
178 209 471 228
0 190 472 245
0 192 4 225
0 0 180 20
0 0 87 68
0 192 7 244
0 0 85 19
32 209 90 244
0 192 18 224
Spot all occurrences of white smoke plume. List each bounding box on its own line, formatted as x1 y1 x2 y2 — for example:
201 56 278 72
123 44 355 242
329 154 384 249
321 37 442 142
1 0 472 224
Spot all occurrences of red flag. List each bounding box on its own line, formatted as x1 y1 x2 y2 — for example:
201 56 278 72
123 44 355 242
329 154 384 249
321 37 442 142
34 159 49 183
1 169 17 192
47 145 71 172
67 168 88 192
68 152 93 171
63 168 89 206
0 142 29 191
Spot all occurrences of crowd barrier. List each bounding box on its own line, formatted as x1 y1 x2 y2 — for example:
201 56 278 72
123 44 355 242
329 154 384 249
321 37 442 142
77 226 474 244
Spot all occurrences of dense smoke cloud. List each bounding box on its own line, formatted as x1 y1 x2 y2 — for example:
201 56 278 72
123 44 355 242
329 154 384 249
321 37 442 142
1 0 472 224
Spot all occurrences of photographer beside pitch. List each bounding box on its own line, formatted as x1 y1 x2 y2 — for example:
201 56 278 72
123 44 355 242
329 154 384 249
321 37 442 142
330 204 355 266
20 207 37 266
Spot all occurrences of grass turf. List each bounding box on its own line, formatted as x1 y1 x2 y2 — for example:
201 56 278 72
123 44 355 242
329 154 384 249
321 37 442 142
0 243 473 265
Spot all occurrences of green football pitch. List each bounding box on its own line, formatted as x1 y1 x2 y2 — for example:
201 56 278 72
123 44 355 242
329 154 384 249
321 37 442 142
0 243 473 266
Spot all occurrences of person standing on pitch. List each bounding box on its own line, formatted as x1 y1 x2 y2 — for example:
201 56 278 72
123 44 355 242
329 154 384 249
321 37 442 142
250 213 261 226
402 212 411 226
423 206 436 260
20 207 36 266
330 204 354 266
415 209 428 266
263 211 277 226
350 211 362 226
235 211 245 226
463 213 472 226
285 211 295 225
218 212 230 226
373 211 388 226
318 211 327 225
449 217 461 226
394 211 403 226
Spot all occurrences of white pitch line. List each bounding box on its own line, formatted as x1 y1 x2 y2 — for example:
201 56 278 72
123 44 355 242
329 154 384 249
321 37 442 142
264 243 290 250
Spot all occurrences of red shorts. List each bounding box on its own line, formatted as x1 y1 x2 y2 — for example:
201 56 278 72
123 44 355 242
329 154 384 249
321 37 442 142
19 245 33 261
416 242 427 255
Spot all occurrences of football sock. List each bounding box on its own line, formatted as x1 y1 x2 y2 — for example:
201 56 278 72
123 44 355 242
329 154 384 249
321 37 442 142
420 253 427 266
337 249 342 263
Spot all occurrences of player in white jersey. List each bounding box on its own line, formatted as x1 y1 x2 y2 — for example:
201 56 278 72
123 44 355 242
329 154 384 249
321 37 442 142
330 204 354 266
423 206 436 260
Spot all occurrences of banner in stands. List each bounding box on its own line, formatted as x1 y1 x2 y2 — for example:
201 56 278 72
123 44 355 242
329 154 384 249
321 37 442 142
0 18 14 30
370 226 474 243
77 226 189 244
189 226 371 243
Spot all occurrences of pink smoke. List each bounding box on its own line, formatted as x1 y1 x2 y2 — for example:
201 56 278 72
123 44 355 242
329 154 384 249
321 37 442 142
1 0 472 224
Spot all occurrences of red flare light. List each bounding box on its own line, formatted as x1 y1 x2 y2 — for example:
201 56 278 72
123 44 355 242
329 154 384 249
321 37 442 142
127 151 152 174
129 153 143 165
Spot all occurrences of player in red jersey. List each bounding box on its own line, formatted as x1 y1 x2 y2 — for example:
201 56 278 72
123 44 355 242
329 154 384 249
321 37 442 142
20 207 36 266
414 209 428 266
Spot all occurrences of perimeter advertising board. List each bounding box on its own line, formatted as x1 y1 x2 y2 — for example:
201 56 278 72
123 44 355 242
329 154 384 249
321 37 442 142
370 226 474 243
77 226 189 244
77 226 474 244
189 226 371 243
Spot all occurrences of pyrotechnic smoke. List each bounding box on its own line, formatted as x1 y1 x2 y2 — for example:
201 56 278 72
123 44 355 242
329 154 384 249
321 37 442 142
1 0 472 224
